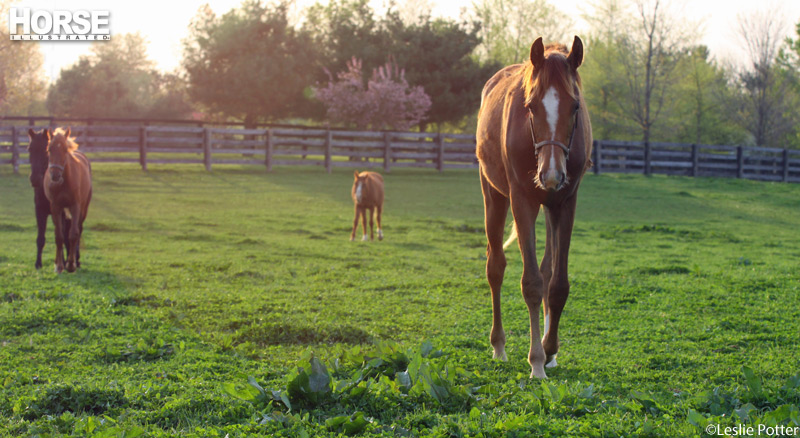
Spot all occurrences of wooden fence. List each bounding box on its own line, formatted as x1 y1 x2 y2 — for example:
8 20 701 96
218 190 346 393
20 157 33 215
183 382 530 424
2 122 799 183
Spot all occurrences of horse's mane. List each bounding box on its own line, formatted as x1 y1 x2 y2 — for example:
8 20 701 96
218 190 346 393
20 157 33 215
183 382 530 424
51 128 79 152
523 43 582 106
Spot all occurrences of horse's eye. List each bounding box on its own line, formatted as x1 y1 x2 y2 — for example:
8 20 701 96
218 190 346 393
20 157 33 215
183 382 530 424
573 101 580 112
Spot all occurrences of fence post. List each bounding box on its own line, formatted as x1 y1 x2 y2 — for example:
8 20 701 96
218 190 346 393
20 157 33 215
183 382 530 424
594 140 602 174
383 131 391 173
85 119 93 151
644 141 651 175
139 125 148 171
436 132 444 172
324 129 332 173
203 127 211 171
782 148 789 182
11 126 19 174
736 146 744 178
265 129 273 171
691 144 698 177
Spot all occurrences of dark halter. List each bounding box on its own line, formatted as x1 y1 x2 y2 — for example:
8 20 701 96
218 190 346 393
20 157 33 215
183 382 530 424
48 163 65 171
528 106 578 160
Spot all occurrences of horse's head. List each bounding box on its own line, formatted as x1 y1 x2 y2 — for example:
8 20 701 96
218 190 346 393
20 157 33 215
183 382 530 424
524 36 583 192
353 170 367 204
47 127 75 186
28 128 50 188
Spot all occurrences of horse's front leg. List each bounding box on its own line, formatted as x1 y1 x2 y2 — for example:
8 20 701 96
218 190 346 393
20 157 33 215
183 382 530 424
368 207 375 240
360 208 368 241
541 196 577 368
350 205 360 241
481 174 509 361
34 202 48 270
51 208 65 274
510 192 547 378
65 206 81 272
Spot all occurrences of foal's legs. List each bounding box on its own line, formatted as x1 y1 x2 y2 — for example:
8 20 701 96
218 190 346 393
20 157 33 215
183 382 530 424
376 205 383 240
481 174 509 361
540 209 555 366
34 201 48 270
510 190 547 379
360 208 368 241
368 207 375 240
52 209 65 274
66 205 81 273
541 196 577 368
350 205 361 241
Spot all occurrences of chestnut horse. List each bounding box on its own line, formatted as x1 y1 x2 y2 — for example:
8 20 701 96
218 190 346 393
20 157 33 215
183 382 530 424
27 128 74 269
350 170 384 241
476 36 593 378
44 128 92 274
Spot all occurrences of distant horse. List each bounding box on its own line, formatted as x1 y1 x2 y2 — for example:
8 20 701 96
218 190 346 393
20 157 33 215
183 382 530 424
43 128 92 274
476 37 593 378
27 128 73 269
350 170 384 241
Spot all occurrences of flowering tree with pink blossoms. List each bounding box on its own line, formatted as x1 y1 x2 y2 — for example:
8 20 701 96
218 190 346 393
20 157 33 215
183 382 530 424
313 57 432 130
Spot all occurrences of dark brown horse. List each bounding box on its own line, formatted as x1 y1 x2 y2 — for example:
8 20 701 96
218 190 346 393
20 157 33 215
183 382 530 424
28 128 73 269
350 170 384 241
43 128 92 274
476 37 593 378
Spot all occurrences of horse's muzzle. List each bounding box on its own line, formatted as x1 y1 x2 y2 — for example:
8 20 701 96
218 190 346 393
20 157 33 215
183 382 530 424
539 169 567 192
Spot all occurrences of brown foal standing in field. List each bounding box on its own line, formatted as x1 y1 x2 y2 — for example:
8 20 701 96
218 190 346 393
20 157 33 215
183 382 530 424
476 37 593 378
350 170 384 241
43 128 92 274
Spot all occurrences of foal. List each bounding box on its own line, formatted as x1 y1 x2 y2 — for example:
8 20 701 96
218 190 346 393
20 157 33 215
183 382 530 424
350 170 384 241
28 128 73 269
43 128 92 274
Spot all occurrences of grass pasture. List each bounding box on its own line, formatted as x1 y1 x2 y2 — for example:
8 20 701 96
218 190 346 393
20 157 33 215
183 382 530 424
1 165 799 437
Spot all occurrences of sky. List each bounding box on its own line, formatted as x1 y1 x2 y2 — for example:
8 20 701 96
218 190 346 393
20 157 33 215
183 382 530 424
8 0 800 83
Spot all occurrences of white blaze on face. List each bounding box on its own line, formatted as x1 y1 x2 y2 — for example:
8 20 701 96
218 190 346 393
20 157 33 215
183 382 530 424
541 87 561 185
542 87 560 140
355 181 363 203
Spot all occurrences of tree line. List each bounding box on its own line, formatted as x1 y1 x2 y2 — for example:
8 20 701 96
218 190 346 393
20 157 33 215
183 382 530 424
2 0 800 149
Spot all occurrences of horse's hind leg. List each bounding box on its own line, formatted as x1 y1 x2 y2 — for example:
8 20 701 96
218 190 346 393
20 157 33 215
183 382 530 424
481 173 509 361
368 207 375 241
376 205 383 240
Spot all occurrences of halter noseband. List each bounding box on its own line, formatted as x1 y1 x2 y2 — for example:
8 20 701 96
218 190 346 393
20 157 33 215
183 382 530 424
48 163 65 171
528 108 577 160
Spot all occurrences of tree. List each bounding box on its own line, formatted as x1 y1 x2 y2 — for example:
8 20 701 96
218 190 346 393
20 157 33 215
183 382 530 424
583 0 697 145
183 1 317 125
305 0 497 130
46 33 192 119
313 57 431 130
729 9 796 147
0 0 47 116
470 0 573 66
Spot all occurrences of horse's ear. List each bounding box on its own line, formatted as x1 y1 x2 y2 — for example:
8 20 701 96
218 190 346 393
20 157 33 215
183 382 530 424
44 128 50 140
28 128 35 138
354 170 359 179
65 127 71 138
530 37 545 70
567 36 583 71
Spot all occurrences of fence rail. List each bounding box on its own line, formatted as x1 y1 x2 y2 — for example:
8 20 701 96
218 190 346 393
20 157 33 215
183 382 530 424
1 120 799 183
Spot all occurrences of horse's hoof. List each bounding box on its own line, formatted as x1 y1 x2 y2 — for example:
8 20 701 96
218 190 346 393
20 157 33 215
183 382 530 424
66 262 76 273
35 263 42 270
492 348 507 362
530 365 548 379
55 265 63 274
350 236 355 242
545 355 558 368
378 231 384 240
361 235 368 242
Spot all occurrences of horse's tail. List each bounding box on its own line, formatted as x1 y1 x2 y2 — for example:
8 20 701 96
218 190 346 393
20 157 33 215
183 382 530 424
502 223 517 250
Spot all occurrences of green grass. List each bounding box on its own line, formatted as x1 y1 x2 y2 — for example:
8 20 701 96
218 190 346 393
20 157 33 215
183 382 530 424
1 164 798 437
